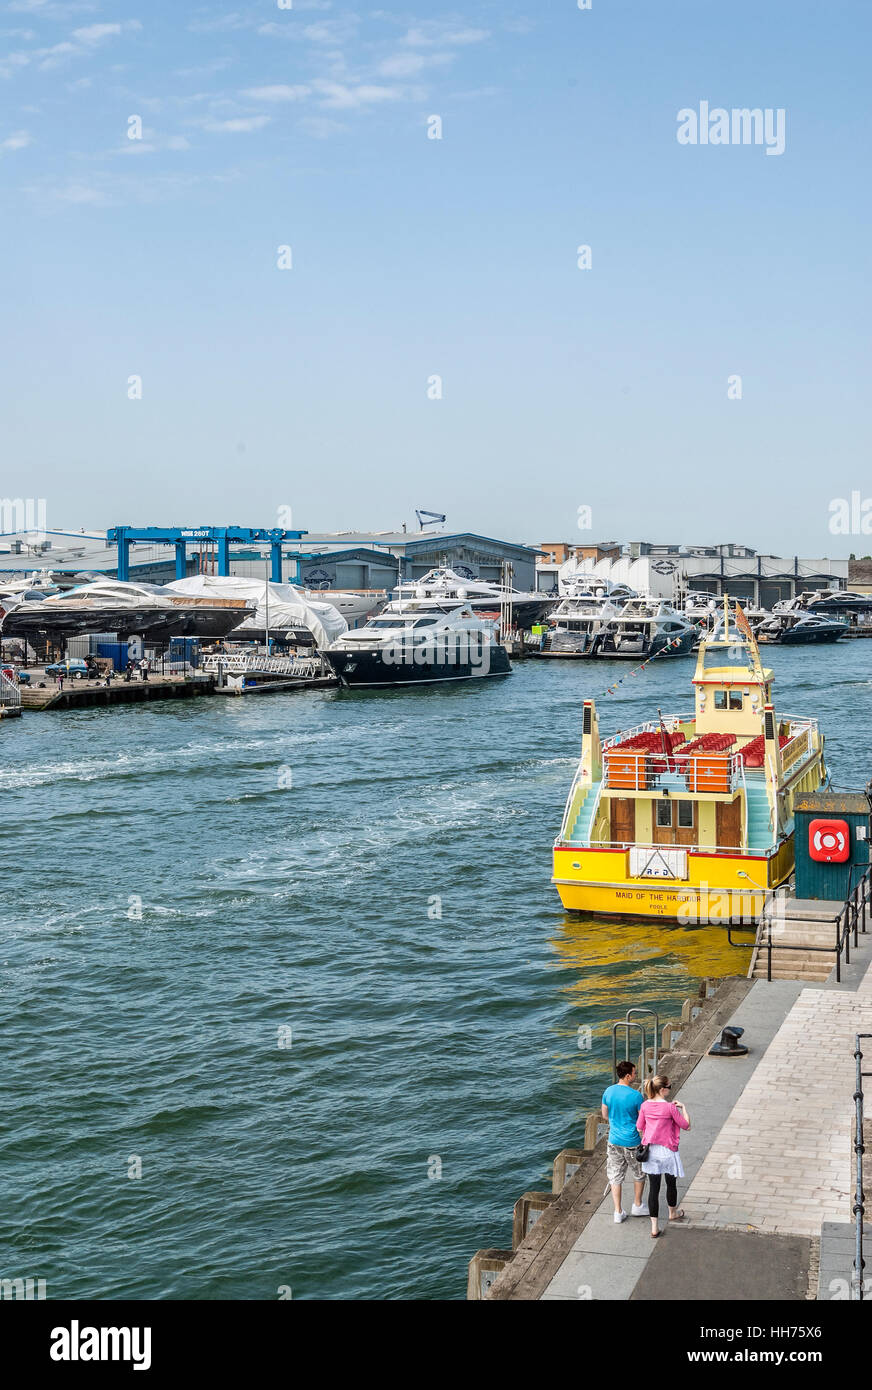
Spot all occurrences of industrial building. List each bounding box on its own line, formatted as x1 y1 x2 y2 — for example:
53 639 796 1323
0 527 543 594
538 540 849 605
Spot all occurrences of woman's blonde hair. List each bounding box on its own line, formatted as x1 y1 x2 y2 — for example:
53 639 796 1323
644 1074 670 1100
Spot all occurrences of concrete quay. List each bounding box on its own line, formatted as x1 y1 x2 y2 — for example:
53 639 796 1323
478 931 872 1302
20 673 216 711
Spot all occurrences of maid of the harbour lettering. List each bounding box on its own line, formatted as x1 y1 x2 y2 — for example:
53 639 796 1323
50 1321 152 1371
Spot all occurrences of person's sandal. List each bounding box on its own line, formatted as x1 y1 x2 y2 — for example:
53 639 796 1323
651 1230 661 1238
668 1209 685 1221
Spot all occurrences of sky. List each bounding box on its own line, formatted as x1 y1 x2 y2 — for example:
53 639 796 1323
1 0 870 556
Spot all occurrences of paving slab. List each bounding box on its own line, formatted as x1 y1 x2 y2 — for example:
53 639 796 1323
545 1249 649 1301
630 1228 810 1301
541 978 804 1299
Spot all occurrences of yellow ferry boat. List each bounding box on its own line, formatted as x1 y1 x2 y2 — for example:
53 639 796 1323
552 599 827 921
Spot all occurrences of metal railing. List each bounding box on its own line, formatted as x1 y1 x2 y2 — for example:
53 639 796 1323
758 863 871 983
611 1009 659 1080
601 715 694 750
203 654 325 678
601 748 747 794
853 1033 871 1300
0 669 21 707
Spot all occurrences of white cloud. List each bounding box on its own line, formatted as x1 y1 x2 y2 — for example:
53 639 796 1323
72 23 122 44
312 81 401 109
188 12 248 34
402 25 489 48
1 129 31 150
242 84 310 102
204 115 271 133
377 51 452 78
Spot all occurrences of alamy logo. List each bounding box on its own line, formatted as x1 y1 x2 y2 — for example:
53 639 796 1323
676 102 786 156
0 497 47 540
382 631 491 674
0 1276 46 1299
50 1321 152 1372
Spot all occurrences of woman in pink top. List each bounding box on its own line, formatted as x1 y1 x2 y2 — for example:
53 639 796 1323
636 1075 691 1238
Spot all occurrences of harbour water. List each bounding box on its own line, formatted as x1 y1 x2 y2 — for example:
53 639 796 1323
3 644 872 1299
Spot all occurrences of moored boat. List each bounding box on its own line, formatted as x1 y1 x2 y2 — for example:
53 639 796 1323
322 601 511 687
552 599 827 921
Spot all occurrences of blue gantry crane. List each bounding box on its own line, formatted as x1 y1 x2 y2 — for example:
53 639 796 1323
107 526 309 584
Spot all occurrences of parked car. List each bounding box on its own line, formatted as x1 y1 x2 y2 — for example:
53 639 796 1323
1 665 30 685
44 658 96 681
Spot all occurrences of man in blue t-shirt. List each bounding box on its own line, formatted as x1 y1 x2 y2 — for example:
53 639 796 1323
601 1060 647 1223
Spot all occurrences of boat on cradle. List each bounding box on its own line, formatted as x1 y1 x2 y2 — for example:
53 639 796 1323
594 596 699 658
552 598 827 921
392 567 549 628
164 575 348 648
755 595 846 644
322 601 512 688
295 585 385 626
536 574 629 657
0 578 256 641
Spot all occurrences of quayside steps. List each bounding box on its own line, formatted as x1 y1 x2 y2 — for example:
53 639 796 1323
749 870 872 983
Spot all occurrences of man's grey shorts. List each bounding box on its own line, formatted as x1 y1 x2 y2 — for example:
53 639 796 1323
607 1143 644 1185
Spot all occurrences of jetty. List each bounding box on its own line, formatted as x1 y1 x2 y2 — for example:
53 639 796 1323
19 673 216 711
470 872 872 1302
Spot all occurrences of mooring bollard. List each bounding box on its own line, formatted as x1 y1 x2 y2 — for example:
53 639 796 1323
552 1148 590 1194
512 1192 558 1249
466 1248 514 1300
584 1111 607 1151
662 1022 682 1052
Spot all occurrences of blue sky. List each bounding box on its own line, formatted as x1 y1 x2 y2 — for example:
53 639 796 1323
2 0 870 555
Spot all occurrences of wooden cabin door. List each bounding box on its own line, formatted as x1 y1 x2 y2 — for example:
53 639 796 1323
610 798 635 845
716 798 742 849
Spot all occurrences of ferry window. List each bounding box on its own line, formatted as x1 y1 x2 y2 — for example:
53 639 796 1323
413 618 439 627
656 800 673 828
678 801 694 828
714 690 728 710
729 691 743 710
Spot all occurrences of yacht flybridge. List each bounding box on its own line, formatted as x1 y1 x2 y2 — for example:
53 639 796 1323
392 567 548 628
594 596 698 658
538 581 624 656
553 599 827 921
322 600 511 688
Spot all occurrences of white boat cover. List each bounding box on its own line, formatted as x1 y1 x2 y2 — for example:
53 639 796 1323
165 575 348 648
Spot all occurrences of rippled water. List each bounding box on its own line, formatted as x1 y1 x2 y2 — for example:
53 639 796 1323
2 644 870 1299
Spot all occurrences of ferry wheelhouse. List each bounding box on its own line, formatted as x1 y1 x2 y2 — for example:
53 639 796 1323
552 601 827 920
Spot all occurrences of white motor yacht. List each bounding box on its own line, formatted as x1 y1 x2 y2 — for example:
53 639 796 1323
595 595 698 658
322 599 512 687
392 567 549 627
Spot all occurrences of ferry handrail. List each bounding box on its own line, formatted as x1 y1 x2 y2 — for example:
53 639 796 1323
601 713 694 750
559 765 588 839
765 753 777 832
572 837 770 858
853 1033 872 1301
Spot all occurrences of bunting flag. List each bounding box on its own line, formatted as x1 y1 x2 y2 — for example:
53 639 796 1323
598 636 686 698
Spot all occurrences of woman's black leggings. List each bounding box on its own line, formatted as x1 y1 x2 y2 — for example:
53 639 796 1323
647 1172 677 1218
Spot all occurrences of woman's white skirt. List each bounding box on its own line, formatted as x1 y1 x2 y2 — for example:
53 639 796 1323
642 1144 685 1178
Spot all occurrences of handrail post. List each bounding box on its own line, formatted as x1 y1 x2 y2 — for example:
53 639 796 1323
837 916 842 983
852 1034 867 1301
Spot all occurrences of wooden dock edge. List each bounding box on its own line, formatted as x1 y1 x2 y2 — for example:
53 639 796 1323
477 974 754 1302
